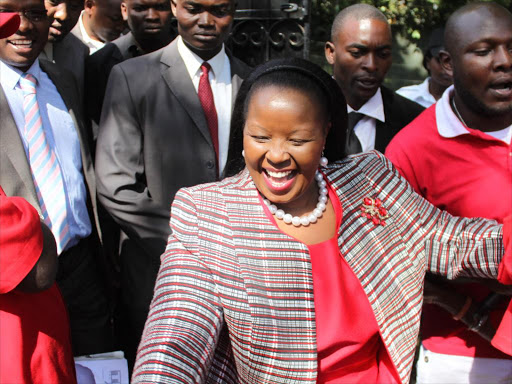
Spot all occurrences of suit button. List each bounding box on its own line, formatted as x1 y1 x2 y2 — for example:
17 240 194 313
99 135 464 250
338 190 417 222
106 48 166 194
206 160 214 169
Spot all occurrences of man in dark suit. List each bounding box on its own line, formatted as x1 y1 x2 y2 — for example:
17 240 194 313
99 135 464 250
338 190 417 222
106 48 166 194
325 4 424 154
85 0 175 126
0 0 111 356
40 0 89 98
96 0 251 368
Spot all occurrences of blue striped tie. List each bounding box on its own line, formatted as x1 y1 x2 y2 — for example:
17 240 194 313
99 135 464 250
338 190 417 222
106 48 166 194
20 73 70 254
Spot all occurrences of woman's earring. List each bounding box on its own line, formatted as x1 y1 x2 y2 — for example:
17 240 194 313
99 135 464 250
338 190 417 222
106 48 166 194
319 151 328 167
242 150 245 158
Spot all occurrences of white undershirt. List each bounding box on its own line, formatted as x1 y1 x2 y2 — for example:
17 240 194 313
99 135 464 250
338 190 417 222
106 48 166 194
347 88 386 152
177 36 232 175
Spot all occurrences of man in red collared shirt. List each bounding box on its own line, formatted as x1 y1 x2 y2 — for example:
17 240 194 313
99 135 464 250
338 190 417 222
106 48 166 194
386 3 512 383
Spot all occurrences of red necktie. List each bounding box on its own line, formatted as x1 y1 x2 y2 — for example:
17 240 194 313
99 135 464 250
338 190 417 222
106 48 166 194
198 62 219 171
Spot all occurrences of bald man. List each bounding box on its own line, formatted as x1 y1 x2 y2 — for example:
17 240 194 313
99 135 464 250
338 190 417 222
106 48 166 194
386 2 512 382
72 0 125 54
325 4 424 155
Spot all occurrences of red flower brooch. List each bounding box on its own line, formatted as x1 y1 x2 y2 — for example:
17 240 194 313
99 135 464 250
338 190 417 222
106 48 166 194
361 197 389 226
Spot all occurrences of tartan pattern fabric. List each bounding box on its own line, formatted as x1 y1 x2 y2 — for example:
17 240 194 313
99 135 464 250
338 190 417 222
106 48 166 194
133 151 504 384
20 73 69 254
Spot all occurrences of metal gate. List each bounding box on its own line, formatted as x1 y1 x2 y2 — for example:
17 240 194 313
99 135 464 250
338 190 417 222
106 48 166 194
227 0 311 66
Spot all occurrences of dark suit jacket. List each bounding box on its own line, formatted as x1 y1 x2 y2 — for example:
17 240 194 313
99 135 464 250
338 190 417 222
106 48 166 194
41 34 89 101
374 86 425 152
96 40 251 309
0 59 100 238
85 32 141 125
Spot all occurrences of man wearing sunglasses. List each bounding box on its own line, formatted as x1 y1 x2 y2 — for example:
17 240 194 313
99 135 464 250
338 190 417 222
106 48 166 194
0 0 112 357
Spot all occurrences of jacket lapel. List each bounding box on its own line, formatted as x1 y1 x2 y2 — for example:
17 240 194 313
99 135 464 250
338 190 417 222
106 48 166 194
325 155 418 383
160 41 213 148
0 87 39 210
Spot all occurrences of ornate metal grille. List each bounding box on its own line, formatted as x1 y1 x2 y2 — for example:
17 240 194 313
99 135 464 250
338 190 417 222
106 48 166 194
228 0 311 66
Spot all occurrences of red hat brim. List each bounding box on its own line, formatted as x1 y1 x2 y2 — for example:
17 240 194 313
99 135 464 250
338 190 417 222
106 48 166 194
0 13 20 39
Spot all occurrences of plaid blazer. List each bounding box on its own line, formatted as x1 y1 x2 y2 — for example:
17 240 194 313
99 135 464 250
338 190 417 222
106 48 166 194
133 151 504 384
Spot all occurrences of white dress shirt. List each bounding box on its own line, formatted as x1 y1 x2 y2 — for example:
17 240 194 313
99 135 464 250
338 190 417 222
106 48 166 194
177 36 232 175
397 77 436 108
347 88 386 152
0 59 92 252
436 85 511 144
77 11 105 54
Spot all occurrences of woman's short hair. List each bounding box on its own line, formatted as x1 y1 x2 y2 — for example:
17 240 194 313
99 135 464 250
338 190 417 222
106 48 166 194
224 58 348 177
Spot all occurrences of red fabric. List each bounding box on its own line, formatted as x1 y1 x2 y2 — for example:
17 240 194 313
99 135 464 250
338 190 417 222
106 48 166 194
0 188 76 383
260 185 399 383
386 106 512 360
492 215 512 355
492 300 512 355
0 189 42 294
198 62 219 169
497 215 512 285
0 12 20 38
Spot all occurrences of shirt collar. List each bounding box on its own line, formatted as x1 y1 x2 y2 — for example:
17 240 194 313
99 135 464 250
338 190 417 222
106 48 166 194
436 85 470 138
436 85 512 140
177 35 226 80
0 59 41 90
79 11 104 50
347 87 385 122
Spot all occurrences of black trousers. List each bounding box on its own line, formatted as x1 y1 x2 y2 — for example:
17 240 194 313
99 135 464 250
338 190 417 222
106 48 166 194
57 235 113 356
116 235 162 372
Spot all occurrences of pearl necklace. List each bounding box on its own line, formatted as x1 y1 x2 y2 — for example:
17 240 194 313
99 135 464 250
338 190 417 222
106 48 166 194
263 171 328 227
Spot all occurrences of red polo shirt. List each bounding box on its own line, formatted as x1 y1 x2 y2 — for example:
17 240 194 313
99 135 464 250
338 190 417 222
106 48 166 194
386 89 512 360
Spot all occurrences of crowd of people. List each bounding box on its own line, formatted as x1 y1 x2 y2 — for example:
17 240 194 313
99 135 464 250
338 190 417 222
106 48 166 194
0 0 510 383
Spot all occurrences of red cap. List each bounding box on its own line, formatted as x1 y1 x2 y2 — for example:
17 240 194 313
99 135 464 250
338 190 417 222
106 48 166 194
0 13 20 39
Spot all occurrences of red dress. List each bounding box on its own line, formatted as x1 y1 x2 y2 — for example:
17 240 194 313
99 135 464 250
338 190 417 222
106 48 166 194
261 184 400 383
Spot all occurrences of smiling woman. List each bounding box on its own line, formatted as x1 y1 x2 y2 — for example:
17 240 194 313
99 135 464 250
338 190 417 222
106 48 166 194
132 58 512 384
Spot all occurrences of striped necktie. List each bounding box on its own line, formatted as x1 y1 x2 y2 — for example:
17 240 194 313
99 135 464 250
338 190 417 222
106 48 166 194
20 73 70 254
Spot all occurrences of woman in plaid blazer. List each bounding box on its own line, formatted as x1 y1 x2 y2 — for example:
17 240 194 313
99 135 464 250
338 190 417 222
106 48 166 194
133 59 510 384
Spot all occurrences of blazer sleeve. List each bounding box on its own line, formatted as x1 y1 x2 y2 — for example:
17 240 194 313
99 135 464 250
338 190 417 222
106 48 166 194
95 64 171 257
373 152 506 280
132 189 225 384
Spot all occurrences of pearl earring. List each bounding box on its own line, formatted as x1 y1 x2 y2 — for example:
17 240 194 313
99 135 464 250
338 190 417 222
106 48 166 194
319 151 328 167
242 150 245 158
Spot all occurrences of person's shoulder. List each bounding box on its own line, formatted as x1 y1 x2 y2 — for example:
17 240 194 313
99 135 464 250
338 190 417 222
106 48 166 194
39 58 76 84
88 41 120 64
175 171 249 205
114 43 169 74
390 105 437 143
325 151 392 180
228 54 252 78
59 33 89 58
383 86 425 111
111 32 135 51
396 83 422 99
